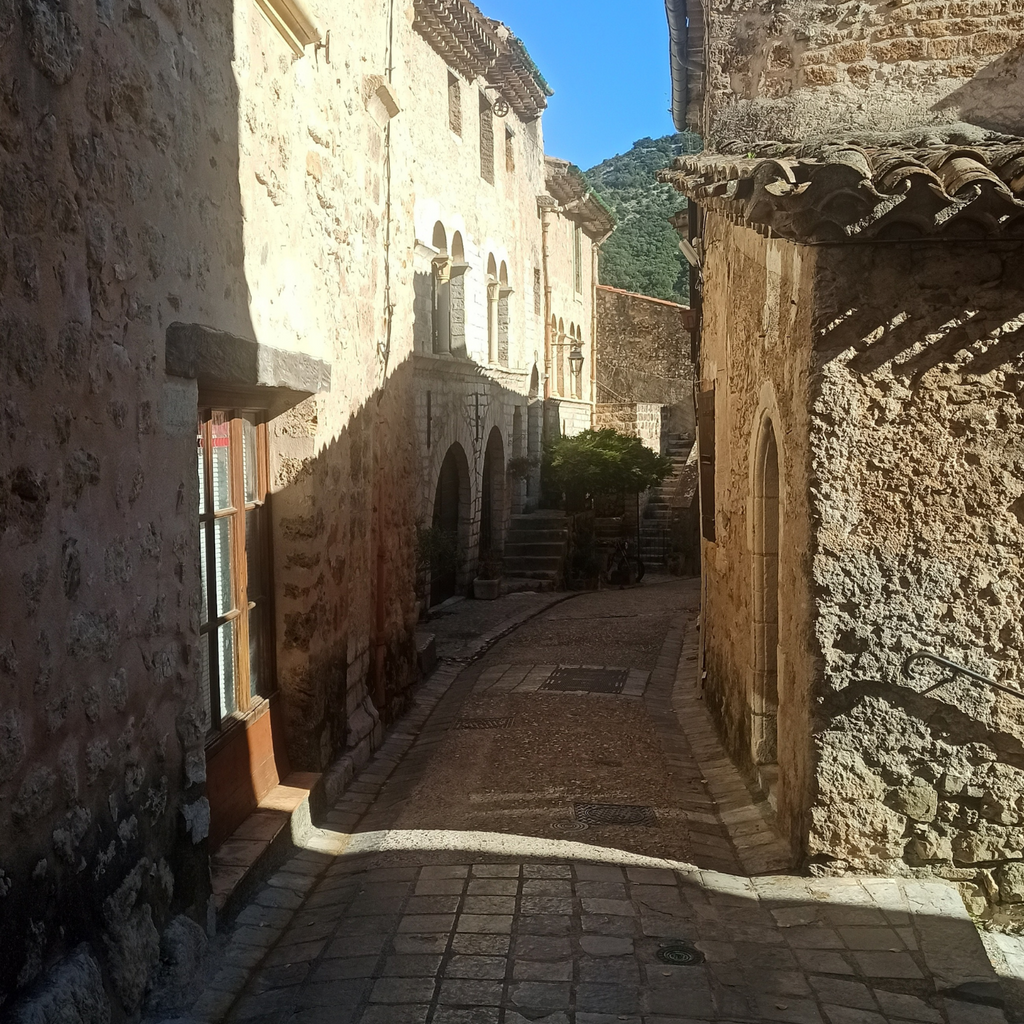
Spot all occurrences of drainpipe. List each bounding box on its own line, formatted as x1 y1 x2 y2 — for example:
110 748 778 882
590 241 598 423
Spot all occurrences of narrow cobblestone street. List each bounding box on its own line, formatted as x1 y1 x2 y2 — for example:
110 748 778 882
179 581 1011 1024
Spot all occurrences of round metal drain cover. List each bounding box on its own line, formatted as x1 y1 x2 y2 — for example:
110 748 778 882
657 943 705 966
553 820 589 832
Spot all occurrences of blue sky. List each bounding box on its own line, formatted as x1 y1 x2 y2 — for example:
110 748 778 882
483 0 676 171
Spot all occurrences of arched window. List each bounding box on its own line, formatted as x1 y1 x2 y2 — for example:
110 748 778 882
449 231 467 358
486 254 499 364
432 222 450 355
497 261 510 367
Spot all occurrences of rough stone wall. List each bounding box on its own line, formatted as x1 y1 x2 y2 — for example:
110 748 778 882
594 402 666 453
233 0 420 773
0 0 245 1008
596 286 695 439
701 0 1024 145
807 240 1024 922
697 215 819 853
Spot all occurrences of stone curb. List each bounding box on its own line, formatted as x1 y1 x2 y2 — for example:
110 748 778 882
173 590 583 1024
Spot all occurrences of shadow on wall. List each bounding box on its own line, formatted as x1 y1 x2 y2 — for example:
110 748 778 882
0 0 260 1010
932 45 1024 134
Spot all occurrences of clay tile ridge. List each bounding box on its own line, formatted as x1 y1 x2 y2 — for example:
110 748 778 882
656 131 1024 243
544 156 617 240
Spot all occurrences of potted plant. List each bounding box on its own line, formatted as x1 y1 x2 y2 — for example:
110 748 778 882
473 548 502 600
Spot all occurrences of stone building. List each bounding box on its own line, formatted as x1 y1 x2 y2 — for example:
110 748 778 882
0 0 607 1013
595 284 696 448
662 0 1024 911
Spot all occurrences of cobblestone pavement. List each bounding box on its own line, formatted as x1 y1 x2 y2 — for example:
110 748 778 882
177 580 1011 1024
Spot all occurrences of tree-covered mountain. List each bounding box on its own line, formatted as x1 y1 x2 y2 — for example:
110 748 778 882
586 133 701 305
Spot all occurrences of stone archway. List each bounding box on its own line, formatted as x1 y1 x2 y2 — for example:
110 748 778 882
752 415 781 798
479 426 506 562
431 442 471 606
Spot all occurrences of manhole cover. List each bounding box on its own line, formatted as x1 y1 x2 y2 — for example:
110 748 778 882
657 943 705 966
542 667 628 694
574 803 657 827
455 717 515 730
553 820 589 832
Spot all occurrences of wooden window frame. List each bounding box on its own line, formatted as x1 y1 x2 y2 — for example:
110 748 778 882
198 399 276 737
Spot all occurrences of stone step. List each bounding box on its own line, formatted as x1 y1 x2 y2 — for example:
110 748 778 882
505 529 568 544
503 555 565 572
503 541 566 557
503 569 560 581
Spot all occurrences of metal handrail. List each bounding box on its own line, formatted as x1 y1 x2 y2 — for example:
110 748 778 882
902 650 1024 703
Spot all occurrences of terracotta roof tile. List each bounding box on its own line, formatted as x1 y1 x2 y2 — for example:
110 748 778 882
657 131 1024 241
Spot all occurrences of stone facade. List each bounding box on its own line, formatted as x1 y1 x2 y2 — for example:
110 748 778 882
0 0 605 1014
690 0 1024 145
662 0 1024 920
595 285 696 442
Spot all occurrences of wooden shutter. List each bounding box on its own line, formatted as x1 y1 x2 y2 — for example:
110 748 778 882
697 385 716 542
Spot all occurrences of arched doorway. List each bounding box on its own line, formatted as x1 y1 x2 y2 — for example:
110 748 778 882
752 417 780 795
479 427 505 563
431 444 470 606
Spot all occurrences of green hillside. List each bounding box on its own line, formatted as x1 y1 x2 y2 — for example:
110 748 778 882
586 133 701 305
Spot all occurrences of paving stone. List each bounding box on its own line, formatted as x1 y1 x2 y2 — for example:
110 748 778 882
795 949 855 975
576 1016 642 1024
311 957 379 982
264 939 328 966
575 881 628 899
582 914 636 936
852 951 925 979
873 990 943 1022
357 1005 430 1024
576 982 641 1014
822 1005 886 1024
520 896 574 915
381 954 444 977
579 935 633 957
462 895 517 915
345 916 400 936
445 955 508 980
421 865 470 879
397 914 456 933
751 994 824 1024
451 933 512 955
573 864 625 883
578 956 640 984
456 914 514 934
740 969 812 996
298 979 372 1008
467 879 518 896
808 975 877 1009
436 978 505 1005
392 934 450 954
644 973 714 1017
415 879 465 895
508 981 572 1013
518 914 572 936
504 1013 569 1024
522 880 574 897
838 926 906 950
784 926 846 950
626 867 678 885
512 959 572 981
432 1008 500 1024
471 864 520 878
523 864 572 879
581 898 636 917
942 1002 1009 1024
406 895 461 915
368 976 437 1003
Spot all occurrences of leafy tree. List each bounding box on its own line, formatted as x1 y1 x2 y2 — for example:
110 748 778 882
585 133 702 305
544 428 671 511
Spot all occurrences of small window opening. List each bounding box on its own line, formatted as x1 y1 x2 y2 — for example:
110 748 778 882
505 126 515 174
479 92 494 184
448 71 461 135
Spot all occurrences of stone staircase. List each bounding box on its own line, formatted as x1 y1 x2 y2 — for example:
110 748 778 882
502 510 568 591
639 435 695 569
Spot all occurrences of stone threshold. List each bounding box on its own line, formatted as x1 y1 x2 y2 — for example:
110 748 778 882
210 771 324 922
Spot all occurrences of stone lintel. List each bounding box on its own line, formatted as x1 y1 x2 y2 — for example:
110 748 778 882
165 322 331 410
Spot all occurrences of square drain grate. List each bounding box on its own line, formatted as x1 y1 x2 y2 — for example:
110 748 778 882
542 667 628 694
575 803 658 827
455 717 515 730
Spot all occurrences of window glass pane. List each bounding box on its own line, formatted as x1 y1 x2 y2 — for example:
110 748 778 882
198 636 213 733
211 411 232 511
213 517 234 617
200 525 209 625
242 414 258 504
197 420 206 514
245 508 264 601
218 623 237 718
249 605 268 700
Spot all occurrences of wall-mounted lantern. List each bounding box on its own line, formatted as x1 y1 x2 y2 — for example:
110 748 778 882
568 345 584 381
